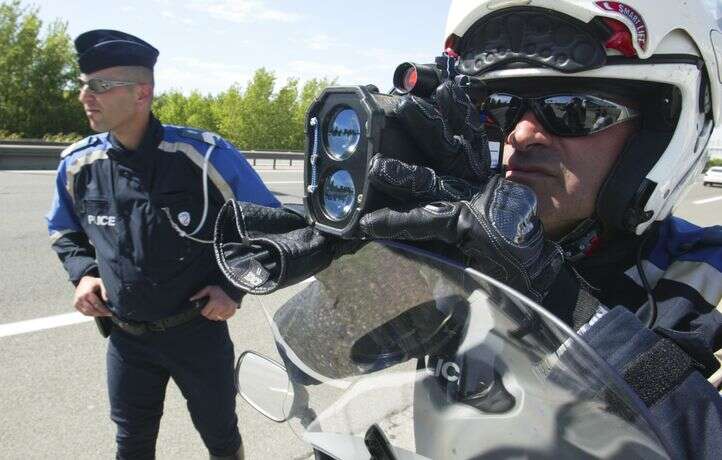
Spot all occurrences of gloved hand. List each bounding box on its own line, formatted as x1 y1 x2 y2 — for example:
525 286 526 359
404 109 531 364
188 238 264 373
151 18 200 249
393 77 497 182
366 154 479 204
214 200 360 294
359 158 564 303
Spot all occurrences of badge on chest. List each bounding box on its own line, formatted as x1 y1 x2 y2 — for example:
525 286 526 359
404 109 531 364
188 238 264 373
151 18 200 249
177 211 191 227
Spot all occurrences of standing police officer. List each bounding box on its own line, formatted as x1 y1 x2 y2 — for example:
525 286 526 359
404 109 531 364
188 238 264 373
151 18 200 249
46 30 279 459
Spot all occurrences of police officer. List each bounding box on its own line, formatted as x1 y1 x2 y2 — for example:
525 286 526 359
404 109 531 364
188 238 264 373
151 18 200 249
213 1 722 457
46 30 279 459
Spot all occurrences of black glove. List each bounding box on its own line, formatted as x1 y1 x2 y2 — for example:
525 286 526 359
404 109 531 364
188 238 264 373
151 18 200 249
214 200 360 294
359 160 564 303
367 154 479 204
394 77 498 182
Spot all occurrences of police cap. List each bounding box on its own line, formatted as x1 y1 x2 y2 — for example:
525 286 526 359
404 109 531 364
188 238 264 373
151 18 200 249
75 29 159 74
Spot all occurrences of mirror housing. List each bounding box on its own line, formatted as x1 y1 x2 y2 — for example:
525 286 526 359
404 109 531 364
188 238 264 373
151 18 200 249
235 351 295 422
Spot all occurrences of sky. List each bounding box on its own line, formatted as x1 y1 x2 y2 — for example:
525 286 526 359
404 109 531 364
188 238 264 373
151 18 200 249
27 0 452 95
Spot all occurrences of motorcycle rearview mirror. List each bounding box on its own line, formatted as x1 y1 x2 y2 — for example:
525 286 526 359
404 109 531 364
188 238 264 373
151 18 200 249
235 351 295 422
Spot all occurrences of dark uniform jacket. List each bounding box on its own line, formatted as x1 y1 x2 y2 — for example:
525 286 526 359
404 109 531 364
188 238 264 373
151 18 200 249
46 115 280 321
549 217 722 459
571 217 722 371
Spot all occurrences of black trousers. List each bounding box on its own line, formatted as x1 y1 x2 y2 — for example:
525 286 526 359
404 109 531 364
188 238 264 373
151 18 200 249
107 316 241 459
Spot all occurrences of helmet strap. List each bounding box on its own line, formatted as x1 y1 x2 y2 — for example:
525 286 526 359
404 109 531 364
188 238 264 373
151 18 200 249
595 128 673 235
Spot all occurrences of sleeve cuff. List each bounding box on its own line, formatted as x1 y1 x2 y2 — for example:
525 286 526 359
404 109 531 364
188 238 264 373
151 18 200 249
70 264 100 286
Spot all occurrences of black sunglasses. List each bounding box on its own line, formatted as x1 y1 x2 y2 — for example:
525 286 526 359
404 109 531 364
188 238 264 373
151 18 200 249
481 93 640 137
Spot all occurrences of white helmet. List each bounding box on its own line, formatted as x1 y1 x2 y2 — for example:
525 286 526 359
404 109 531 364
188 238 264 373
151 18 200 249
445 0 720 234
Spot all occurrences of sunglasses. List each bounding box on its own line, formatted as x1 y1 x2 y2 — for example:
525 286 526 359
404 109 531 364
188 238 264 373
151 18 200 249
481 93 640 137
78 78 139 94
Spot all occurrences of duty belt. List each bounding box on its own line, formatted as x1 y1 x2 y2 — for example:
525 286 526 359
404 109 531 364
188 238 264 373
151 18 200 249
110 299 207 336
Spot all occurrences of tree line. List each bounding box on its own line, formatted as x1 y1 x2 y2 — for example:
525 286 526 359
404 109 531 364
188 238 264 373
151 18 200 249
0 1 332 150
153 71 334 151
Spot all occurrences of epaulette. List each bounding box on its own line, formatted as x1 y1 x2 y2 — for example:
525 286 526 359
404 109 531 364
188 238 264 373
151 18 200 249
176 127 230 149
60 136 102 158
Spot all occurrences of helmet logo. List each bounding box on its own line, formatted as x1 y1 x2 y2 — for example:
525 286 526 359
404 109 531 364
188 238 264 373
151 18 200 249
595 2 647 50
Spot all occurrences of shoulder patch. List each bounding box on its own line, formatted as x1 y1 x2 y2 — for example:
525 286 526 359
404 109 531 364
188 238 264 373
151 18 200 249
60 136 102 158
175 126 230 149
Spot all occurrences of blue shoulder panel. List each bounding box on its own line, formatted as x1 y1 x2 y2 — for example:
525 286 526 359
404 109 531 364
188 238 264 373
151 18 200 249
46 134 112 236
163 126 280 208
46 156 81 235
173 125 232 149
647 217 722 273
211 147 280 207
60 134 105 158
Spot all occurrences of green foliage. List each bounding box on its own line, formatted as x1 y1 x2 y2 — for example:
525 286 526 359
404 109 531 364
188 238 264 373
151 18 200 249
0 1 333 147
41 132 82 142
155 69 333 151
0 129 22 139
153 90 218 132
225 68 277 150
0 1 88 138
707 158 722 169
289 76 336 149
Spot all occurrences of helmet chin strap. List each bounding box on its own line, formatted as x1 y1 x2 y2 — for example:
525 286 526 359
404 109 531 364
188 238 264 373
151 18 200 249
595 127 673 236
596 82 684 235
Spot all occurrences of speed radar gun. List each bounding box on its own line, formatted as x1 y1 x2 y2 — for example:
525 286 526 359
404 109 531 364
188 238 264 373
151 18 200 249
303 55 487 238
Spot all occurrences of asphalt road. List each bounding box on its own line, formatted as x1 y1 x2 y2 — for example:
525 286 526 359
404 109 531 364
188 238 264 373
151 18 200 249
0 166 720 459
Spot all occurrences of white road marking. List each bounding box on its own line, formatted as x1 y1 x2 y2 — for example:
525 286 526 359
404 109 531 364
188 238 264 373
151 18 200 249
1 170 56 175
1 277 316 338
693 196 722 205
0 312 93 338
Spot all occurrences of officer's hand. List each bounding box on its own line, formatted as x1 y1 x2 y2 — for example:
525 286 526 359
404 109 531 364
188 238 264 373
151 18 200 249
359 159 564 303
213 200 361 295
366 155 479 204
192 285 237 321
73 276 112 317
395 78 496 182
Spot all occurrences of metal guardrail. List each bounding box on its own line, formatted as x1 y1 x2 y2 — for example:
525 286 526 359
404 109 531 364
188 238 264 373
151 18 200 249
244 150 304 168
0 142 70 170
0 140 304 170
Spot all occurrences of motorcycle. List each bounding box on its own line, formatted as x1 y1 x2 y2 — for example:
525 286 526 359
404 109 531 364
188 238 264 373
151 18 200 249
233 241 670 459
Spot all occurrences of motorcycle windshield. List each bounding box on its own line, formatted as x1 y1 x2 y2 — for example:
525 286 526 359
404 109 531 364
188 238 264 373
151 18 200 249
251 241 669 459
